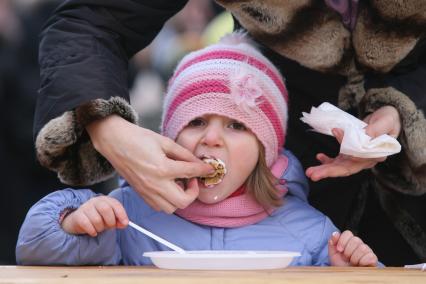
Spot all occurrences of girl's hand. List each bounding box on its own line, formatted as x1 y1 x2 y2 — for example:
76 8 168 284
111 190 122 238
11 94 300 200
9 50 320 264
86 115 214 214
328 230 378 267
306 106 401 181
61 196 129 237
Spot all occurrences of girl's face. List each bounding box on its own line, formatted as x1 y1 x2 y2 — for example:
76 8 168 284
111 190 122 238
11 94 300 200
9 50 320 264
176 114 259 204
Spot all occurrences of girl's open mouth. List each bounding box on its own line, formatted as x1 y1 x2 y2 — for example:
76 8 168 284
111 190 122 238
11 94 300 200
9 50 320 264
198 155 227 187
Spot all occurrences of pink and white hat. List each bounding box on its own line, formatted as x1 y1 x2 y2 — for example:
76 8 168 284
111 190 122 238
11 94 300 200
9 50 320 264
161 32 289 166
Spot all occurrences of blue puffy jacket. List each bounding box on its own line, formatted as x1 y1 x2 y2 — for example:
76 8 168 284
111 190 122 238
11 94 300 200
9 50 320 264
16 151 338 266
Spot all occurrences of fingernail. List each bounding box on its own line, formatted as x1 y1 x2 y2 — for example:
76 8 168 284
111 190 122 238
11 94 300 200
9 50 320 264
332 231 339 237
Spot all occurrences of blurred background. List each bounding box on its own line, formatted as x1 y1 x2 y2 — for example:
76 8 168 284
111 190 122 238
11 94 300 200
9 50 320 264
0 0 233 264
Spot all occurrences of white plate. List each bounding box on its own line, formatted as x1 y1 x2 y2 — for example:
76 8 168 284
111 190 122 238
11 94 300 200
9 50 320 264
143 250 301 270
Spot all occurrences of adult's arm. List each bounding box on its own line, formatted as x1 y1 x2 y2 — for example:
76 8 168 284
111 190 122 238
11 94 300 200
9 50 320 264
35 0 188 135
360 46 426 195
34 0 188 185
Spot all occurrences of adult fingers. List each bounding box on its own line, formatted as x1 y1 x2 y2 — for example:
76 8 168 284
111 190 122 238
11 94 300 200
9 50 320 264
332 128 344 144
364 117 394 138
316 153 334 164
124 169 177 213
157 180 198 210
162 137 201 163
132 183 178 213
168 159 214 179
306 163 352 181
305 153 334 179
183 177 200 205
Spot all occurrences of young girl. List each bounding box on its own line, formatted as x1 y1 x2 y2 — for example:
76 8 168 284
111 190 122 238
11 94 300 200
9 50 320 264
16 33 378 267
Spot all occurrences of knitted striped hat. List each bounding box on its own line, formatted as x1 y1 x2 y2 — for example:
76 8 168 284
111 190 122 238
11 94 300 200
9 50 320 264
161 32 288 166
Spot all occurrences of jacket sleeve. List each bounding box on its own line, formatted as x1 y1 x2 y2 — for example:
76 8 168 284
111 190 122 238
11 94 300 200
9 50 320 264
360 54 426 196
16 189 122 265
311 216 337 266
34 0 188 186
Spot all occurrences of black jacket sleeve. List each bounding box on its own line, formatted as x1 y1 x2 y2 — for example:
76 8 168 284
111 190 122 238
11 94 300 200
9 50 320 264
34 0 187 185
35 0 188 136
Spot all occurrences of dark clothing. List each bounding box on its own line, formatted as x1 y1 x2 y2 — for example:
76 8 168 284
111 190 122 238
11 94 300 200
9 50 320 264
35 0 188 137
34 0 426 266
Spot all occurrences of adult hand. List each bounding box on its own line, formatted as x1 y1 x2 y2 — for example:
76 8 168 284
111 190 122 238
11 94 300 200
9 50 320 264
86 115 215 213
306 106 401 181
61 196 129 237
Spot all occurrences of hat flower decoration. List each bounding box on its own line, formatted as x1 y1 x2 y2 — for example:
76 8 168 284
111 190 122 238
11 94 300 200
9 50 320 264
229 70 263 113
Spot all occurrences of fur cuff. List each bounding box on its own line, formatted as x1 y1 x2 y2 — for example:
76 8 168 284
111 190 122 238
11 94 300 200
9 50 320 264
359 87 426 195
35 97 138 186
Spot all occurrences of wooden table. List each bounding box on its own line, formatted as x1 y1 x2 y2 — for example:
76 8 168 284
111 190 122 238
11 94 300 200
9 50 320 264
0 266 424 284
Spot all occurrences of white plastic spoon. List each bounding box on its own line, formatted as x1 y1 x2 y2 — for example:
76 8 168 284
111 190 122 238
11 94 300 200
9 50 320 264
128 221 185 254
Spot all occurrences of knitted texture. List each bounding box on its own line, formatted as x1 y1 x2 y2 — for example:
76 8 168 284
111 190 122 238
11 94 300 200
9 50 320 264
161 32 289 166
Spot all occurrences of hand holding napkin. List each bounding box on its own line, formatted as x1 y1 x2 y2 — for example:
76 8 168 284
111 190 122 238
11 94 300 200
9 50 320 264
300 102 401 158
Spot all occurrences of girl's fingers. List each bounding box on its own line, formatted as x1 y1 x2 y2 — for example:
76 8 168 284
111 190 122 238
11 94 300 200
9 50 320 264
349 243 372 266
83 206 105 233
358 252 378 267
343 236 362 259
76 212 98 237
104 197 129 226
336 230 354 253
329 231 340 246
94 200 116 228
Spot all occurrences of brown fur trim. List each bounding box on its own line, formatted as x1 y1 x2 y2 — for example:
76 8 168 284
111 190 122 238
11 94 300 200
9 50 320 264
217 0 351 73
338 60 366 110
216 0 314 36
353 8 419 73
359 87 426 195
35 97 138 186
371 0 426 25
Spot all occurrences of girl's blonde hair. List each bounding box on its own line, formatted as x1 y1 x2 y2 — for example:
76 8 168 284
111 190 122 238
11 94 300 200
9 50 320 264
246 143 283 209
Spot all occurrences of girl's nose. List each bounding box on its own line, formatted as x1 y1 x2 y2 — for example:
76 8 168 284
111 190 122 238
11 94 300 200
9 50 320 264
201 124 224 147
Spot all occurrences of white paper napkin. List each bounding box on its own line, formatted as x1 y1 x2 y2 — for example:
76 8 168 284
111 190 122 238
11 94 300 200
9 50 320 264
404 263 426 271
300 102 401 158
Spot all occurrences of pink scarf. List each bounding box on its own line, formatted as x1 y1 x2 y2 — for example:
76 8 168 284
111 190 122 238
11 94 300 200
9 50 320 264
175 154 288 228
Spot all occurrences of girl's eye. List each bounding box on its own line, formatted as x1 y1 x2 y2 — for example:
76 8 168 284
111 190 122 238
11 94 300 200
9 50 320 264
187 118 205 127
229 122 247 131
